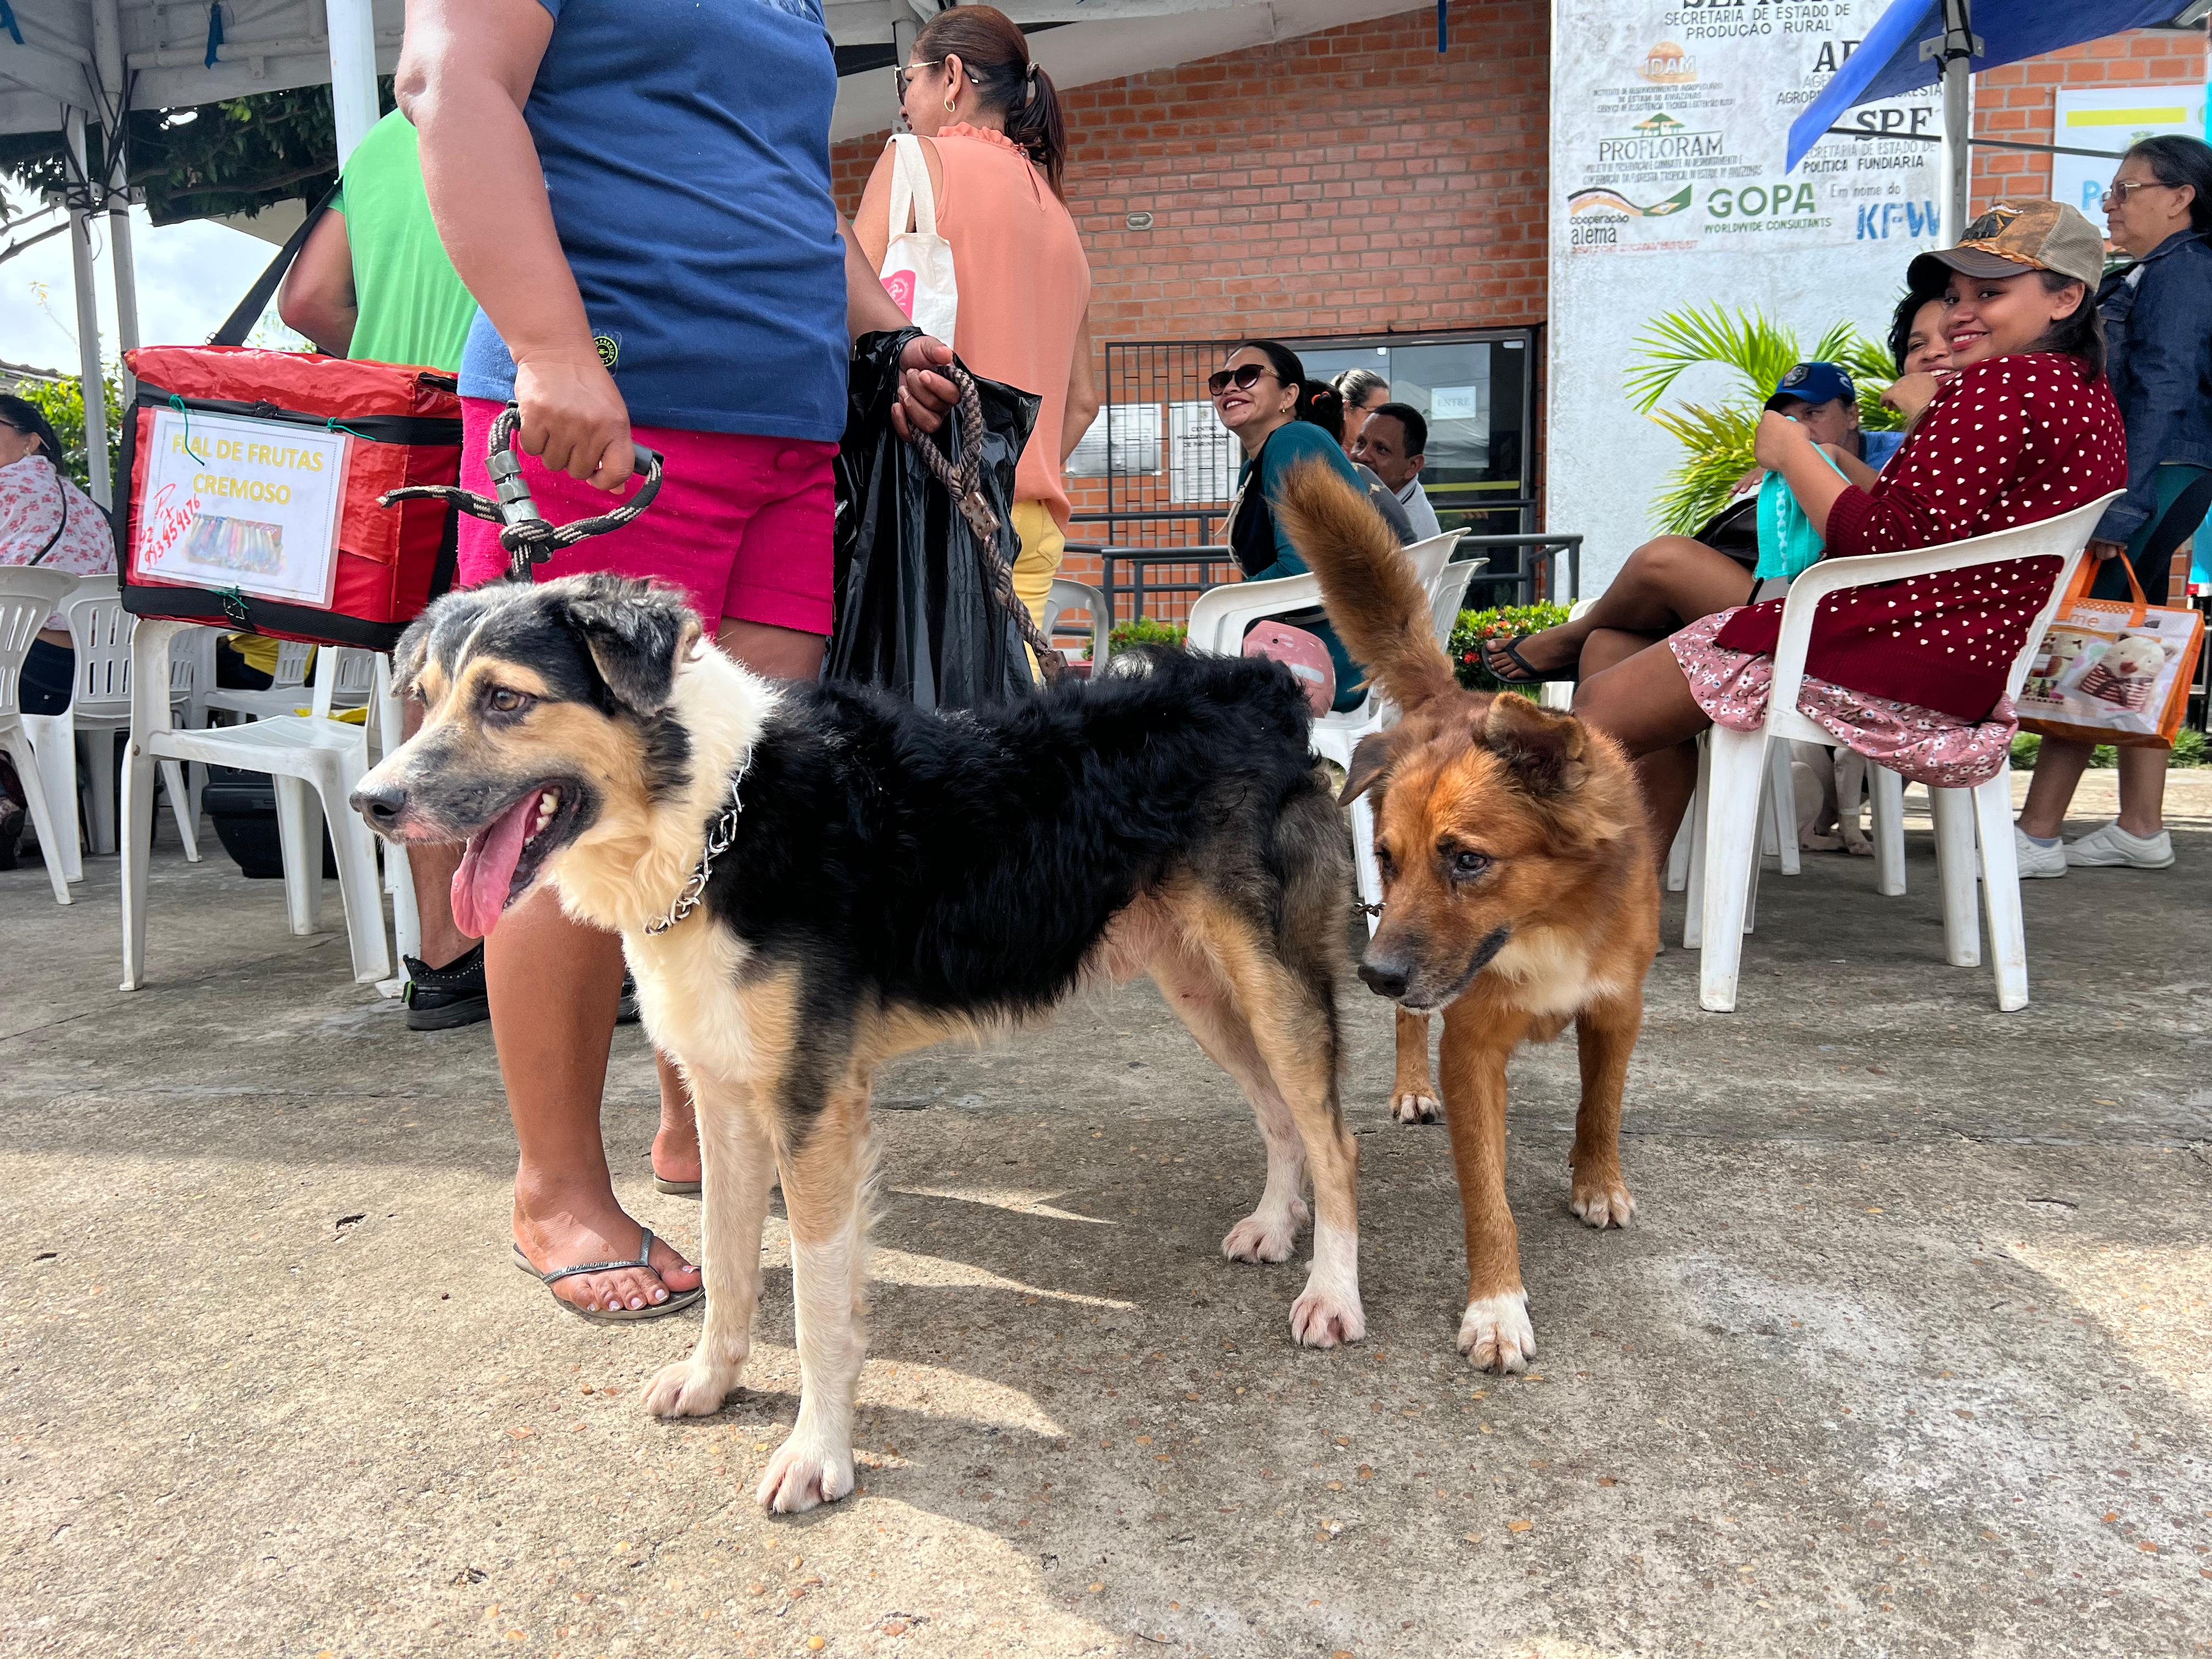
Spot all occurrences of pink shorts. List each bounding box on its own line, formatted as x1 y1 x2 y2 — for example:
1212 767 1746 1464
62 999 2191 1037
454 397 837 635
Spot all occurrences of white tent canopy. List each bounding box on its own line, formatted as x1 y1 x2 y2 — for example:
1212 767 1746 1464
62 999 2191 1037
3 0 1413 504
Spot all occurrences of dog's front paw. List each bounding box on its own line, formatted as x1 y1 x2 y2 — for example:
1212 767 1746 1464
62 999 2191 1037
1290 1280 1365 1348
644 1356 741 1419
1569 1171 1635 1229
1458 1291 1534 1374
1842 834 1874 857
1222 1196 1307 1264
755 1431 855 1515
1390 1090 1440 1125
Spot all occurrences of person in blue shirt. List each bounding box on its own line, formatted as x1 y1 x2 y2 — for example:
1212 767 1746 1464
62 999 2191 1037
1215 341 1374 710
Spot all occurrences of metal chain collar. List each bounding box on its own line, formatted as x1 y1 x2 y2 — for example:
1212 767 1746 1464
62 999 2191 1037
645 769 748 935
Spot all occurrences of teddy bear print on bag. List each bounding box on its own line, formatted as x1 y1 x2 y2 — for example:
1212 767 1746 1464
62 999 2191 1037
2075 634 2172 713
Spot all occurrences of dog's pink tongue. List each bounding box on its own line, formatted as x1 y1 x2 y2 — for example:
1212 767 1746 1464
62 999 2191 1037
451 791 541 939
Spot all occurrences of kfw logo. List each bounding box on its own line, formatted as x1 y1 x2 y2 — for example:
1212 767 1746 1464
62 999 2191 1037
1857 201 1942 240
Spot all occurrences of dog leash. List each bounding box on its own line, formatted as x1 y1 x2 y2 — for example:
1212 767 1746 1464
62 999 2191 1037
914 364 1066 682
380 402 665 584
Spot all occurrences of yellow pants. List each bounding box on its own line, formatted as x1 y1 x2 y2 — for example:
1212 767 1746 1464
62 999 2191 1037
1010 500 1066 680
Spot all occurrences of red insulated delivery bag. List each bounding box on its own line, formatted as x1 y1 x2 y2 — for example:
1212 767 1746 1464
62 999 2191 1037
118 344 462 649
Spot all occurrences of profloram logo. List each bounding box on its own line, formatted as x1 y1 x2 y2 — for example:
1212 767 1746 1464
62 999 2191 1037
1567 185 1693 218
1596 114 1725 166
594 332 622 371
1638 41 1697 84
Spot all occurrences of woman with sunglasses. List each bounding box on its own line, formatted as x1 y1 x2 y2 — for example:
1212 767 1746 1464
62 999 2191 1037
0 395 114 868
856 5 1094 651
1213 341 1375 712
2013 136 2212 878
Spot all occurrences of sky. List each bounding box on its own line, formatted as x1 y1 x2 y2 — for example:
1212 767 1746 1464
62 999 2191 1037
2 205 280 378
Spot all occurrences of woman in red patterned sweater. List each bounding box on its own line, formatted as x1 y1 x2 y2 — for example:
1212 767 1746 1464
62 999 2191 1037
1575 201 2127 865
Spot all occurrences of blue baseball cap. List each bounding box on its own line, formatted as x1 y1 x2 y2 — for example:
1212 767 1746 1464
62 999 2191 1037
1764 361 1857 411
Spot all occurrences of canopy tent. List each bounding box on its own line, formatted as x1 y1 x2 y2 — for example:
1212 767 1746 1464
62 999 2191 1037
1786 0 2197 244
2 0 1405 506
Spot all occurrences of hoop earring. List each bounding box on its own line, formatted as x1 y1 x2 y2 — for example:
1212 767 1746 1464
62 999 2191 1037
944 93 957 116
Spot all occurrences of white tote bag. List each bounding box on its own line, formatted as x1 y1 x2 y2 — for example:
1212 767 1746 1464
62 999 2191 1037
876 133 960 342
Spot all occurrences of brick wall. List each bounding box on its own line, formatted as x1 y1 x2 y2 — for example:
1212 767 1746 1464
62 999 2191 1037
833 7 1548 345
1971 26 2207 210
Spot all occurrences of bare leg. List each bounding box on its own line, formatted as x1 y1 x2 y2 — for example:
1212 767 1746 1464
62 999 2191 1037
494 887 703 1313
2016 735 2092 840
652 1054 702 1188
645 1071 777 1417
1500 538 1755 675
1573 640 1710 864
2113 746 2170 837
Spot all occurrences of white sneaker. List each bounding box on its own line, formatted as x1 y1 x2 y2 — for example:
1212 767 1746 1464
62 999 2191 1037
2063 821 2175 870
2013 826 2067 879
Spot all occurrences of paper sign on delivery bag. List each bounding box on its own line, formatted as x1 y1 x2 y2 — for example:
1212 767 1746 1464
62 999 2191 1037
131 407 352 610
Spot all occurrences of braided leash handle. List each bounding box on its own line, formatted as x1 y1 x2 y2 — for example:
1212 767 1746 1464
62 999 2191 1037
381 402 664 583
911 364 1066 682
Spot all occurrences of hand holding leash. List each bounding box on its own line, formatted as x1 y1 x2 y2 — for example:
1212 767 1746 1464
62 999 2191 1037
381 402 663 584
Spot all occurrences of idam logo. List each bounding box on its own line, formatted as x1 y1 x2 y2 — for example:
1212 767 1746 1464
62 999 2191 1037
1639 41 1697 84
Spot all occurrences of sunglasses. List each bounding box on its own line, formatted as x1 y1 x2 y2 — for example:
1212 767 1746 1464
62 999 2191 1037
2101 178 2181 210
1207 363 1277 398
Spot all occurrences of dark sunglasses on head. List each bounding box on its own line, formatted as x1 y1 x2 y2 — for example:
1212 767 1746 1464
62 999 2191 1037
1207 363 1276 398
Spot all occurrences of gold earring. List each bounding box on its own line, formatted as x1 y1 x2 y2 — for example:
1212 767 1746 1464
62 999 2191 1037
945 93 957 115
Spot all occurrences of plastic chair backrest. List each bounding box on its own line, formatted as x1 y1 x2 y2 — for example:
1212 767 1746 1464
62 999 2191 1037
1042 578 1110 668
1427 555 1486 648
1764 492 2120 725
0 568 80 718
273 640 313 689
62 578 133 716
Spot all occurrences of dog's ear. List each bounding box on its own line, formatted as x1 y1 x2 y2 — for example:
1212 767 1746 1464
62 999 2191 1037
560 580 702 715
392 614 433 699
1340 729 1402 805
1479 694 1590 796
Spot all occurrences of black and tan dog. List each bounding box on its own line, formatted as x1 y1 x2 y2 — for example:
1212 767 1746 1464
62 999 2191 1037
351 573 1361 1512
1278 462 1661 1375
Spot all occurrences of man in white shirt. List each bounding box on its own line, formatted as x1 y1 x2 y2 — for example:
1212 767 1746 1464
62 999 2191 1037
1350 402 1442 539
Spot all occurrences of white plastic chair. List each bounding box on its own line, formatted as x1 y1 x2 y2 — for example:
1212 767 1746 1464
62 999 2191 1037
1695 492 2119 1014
0 567 81 905
200 638 318 722
120 620 391 989
1186 531 1479 930
1041 578 1111 673
20 578 199 877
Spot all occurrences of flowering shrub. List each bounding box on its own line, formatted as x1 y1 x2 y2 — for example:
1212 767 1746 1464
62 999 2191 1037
1447 602 1573 692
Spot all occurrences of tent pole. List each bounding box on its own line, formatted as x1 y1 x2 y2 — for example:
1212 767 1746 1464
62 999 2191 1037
1938 0 1974 243
91 0 138 402
63 109 113 509
326 0 381 163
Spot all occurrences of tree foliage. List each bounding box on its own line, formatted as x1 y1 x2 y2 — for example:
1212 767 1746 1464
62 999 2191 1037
0 79 391 228
1627 303 1903 537
12 373 125 495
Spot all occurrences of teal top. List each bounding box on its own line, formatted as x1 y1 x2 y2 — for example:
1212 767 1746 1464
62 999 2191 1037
1238 421 1370 711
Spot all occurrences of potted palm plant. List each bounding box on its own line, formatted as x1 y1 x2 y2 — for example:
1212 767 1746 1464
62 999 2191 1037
1625 304 1904 536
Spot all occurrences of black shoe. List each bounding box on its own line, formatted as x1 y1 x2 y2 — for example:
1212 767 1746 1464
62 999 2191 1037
617 972 641 1025
0 799 21 872
402 943 491 1031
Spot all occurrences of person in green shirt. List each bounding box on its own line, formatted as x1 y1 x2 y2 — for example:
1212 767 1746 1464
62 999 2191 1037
278 107 484 1028
1215 339 1374 711
277 109 476 371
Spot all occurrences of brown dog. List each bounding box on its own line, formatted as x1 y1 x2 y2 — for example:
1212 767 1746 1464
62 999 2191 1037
1279 462 1660 1372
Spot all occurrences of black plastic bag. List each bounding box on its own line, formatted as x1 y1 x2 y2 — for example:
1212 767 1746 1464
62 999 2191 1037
830 329 1042 710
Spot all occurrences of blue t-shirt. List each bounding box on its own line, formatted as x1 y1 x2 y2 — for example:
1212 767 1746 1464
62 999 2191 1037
1237 421 1370 711
458 0 848 441
1861 428 1904 471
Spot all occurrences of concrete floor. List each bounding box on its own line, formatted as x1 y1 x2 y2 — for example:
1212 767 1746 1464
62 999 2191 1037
3 775 2208 1658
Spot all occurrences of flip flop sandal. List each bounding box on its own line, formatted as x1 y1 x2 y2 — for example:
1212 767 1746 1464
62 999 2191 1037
512 1225 702 1322
1480 633 1572 686
653 1175 702 1196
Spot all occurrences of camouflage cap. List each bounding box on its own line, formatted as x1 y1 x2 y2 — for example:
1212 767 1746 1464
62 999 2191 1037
1906 200 2107 294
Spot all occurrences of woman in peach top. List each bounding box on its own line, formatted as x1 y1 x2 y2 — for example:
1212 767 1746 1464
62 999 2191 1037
856 4 1098 647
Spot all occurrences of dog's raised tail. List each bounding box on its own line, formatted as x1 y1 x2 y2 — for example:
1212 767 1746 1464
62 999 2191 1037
1274 459 1459 714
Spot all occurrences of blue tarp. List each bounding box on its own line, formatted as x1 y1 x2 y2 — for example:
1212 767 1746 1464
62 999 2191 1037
1786 0 2183 171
